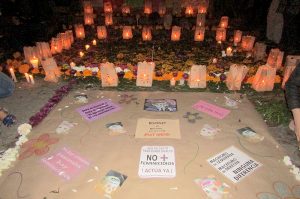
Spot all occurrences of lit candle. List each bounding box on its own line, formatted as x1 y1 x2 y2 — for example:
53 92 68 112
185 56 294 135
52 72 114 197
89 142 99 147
24 73 30 83
70 62 76 67
29 74 35 84
170 78 176 86
79 51 84 57
30 57 39 68
85 44 90 50
226 47 233 56
92 39 97 46
9 68 17 82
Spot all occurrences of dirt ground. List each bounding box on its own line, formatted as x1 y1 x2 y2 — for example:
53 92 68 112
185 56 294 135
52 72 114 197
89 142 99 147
1 76 300 166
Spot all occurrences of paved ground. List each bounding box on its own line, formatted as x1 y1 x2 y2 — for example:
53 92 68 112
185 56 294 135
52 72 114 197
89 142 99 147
1 76 300 166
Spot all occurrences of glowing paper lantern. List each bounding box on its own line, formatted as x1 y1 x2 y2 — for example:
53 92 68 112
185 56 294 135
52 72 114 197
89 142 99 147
226 64 249 90
122 4 130 15
267 48 284 69
241 36 255 51
282 55 300 88
50 37 63 54
36 42 52 59
144 0 152 15
101 62 118 87
23 46 41 64
66 30 74 44
196 13 206 27
198 2 208 14
105 13 113 26
219 16 229 28
216 28 226 43
122 26 133 40
97 26 107 39
58 32 71 50
136 61 155 87
158 1 166 16
188 65 206 88
253 42 267 61
104 1 113 13
84 13 94 25
83 1 93 14
41 57 61 82
171 26 181 41
142 26 152 41
252 65 276 92
74 24 85 39
194 27 205 42
233 30 242 45
185 5 194 16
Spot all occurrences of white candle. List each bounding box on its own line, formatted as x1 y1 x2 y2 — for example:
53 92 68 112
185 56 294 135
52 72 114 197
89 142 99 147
85 44 90 50
79 51 84 57
9 68 17 82
92 39 97 46
29 74 35 84
24 73 30 83
30 57 39 68
70 62 76 67
226 47 233 56
170 78 176 86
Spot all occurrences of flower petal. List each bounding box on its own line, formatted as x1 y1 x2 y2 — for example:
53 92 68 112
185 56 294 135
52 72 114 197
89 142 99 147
19 147 35 160
21 139 38 149
34 146 49 156
37 133 50 142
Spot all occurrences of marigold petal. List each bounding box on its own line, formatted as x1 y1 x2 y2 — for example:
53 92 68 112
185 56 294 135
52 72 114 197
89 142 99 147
34 146 50 156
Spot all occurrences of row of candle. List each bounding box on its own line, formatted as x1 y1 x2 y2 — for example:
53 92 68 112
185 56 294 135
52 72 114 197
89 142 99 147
83 0 209 16
9 68 35 84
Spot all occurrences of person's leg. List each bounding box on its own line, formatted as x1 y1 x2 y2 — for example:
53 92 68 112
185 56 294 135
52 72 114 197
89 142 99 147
0 72 15 98
292 108 300 141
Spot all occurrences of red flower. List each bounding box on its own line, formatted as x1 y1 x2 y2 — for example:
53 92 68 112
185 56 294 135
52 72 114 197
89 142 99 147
19 133 59 160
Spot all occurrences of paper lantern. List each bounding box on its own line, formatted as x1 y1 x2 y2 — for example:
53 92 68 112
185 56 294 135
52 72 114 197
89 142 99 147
66 30 74 44
74 24 85 39
144 0 152 15
226 64 249 90
252 65 276 92
122 26 133 40
30 56 39 68
282 55 300 88
23 46 41 64
36 42 52 59
171 26 181 41
84 13 94 25
233 30 242 45
83 1 93 14
163 14 173 30
136 61 155 87
241 36 255 51
253 42 266 61
122 4 130 15
185 5 194 16
105 13 113 26
219 16 229 28
142 26 152 41
101 62 118 87
198 2 208 14
50 37 62 54
194 27 205 42
104 1 113 13
216 28 226 43
58 33 71 50
196 13 206 27
41 58 61 82
188 65 206 88
97 26 107 39
267 48 284 69
158 1 166 16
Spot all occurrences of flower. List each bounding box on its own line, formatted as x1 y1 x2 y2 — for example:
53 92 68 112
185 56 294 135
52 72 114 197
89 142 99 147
17 123 32 136
19 133 59 160
18 64 30 74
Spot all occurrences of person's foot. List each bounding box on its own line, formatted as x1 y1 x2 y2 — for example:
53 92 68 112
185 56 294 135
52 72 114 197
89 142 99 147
289 120 295 131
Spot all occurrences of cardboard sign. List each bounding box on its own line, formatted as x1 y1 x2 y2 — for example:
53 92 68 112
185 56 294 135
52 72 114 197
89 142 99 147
207 146 261 183
135 118 181 139
193 100 230 119
41 147 90 180
77 99 121 122
101 62 118 87
136 61 155 87
138 146 176 178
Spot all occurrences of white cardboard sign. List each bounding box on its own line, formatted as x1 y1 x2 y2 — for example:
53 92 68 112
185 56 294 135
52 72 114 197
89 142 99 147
138 146 176 178
207 146 261 183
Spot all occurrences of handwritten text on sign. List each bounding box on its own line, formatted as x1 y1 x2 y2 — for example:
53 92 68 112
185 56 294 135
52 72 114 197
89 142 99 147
193 100 230 119
77 99 121 122
138 146 176 178
41 147 90 180
207 146 261 183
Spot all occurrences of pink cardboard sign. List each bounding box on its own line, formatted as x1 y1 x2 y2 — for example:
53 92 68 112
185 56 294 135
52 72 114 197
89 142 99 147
77 99 121 122
41 147 90 180
192 100 230 119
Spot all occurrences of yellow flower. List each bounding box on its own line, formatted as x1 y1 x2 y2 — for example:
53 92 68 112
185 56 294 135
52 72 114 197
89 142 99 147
31 68 40 74
275 75 281 83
